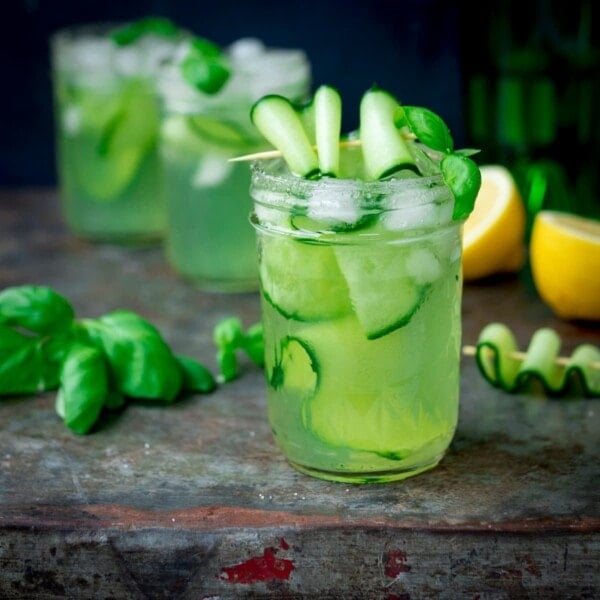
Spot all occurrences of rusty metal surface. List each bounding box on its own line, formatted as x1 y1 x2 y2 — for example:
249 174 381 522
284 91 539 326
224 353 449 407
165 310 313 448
0 189 599 599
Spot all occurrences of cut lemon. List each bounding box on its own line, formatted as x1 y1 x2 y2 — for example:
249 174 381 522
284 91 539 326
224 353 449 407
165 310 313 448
530 211 600 321
462 165 526 281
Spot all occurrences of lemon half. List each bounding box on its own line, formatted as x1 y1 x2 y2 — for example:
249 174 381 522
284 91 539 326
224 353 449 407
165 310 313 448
462 165 526 281
530 211 600 321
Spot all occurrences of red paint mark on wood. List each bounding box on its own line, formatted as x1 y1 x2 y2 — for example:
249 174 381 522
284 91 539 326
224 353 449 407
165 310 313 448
501 568 522 579
280 537 289 550
219 541 294 584
524 555 541 576
384 550 411 578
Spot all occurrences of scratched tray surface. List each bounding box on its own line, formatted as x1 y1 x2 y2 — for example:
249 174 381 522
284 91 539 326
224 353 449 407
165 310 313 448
0 189 599 527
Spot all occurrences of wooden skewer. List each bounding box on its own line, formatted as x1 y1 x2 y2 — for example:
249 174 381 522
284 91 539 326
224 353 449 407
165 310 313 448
462 345 600 370
228 133 419 163
228 139 363 163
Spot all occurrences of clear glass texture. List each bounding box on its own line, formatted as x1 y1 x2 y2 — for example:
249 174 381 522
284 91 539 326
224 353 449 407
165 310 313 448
158 38 311 292
250 153 463 483
51 23 181 243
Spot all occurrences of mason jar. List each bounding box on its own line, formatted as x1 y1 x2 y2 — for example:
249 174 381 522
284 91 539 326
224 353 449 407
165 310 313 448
250 152 463 483
51 23 181 243
158 38 311 292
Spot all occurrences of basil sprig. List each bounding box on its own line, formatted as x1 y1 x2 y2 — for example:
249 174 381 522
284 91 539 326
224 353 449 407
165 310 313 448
110 16 180 46
181 37 231 95
213 317 264 382
395 105 482 221
0 285 216 434
112 18 231 96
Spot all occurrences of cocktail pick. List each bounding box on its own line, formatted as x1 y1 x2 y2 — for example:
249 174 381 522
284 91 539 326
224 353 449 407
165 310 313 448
228 139 364 162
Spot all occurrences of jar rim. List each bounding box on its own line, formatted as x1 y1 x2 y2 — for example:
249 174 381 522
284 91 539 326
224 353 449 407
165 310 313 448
251 158 450 202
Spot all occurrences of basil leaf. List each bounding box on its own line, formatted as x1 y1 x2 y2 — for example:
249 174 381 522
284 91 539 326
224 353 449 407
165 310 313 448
105 389 126 411
57 342 107 434
441 153 482 221
242 323 265 367
454 148 481 157
110 16 179 46
214 317 244 349
0 285 74 335
400 106 454 153
181 37 230 95
83 311 182 403
217 348 238 382
176 355 217 393
0 325 46 394
38 333 73 391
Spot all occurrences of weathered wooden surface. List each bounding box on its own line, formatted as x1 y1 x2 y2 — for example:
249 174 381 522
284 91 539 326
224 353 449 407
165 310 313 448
1 189 599 599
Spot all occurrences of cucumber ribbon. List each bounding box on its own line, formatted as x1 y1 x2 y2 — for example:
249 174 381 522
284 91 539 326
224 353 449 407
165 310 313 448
473 323 600 397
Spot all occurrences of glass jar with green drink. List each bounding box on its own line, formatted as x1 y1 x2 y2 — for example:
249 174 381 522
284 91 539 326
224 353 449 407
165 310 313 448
51 19 183 243
157 38 311 292
247 86 480 483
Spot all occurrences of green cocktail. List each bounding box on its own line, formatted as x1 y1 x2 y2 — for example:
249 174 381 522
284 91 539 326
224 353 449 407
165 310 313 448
51 21 181 243
250 153 462 482
246 85 480 482
158 39 311 291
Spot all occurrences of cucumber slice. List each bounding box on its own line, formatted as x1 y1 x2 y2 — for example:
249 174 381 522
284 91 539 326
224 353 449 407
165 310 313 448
187 115 259 150
160 114 207 155
359 88 417 180
69 80 158 201
259 234 353 322
300 315 441 457
251 95 319 178
314 85 342 177
295 99 316 145
334 242 438 339
268 336 319 400
290 213 375 234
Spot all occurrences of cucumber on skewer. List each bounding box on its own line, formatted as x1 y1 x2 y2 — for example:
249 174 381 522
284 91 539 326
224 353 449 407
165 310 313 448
314 85 342 177
359 87 417 180
250 94 319 178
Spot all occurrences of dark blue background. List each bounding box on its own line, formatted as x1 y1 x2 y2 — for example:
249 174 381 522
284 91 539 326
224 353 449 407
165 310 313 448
1 0 465 186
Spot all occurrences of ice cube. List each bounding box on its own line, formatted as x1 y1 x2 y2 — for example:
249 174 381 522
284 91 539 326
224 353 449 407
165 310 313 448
62 105 81 136
137 35 178 74
72 37 113 71
228 38 265 62
307 185 361 226
405 247 442 284
192 155 233 188
114 44 142 77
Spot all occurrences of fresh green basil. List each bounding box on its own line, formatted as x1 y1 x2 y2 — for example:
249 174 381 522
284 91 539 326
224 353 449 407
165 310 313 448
213 318 264 380
82 310 182 403
0 325 46 394
0 284 227 434
400 106 454 154
181 37 230 95
216 348 239 383
0 285 74 335
441 153 482 221
241 323 265 367
110 16 179 47
177 355 217 393
56 342 108 434
214 317 244 349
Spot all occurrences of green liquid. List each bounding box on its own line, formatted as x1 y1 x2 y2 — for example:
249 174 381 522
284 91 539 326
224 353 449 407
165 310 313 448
160 114 261 291
257 225 462 483
54 77 164 243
